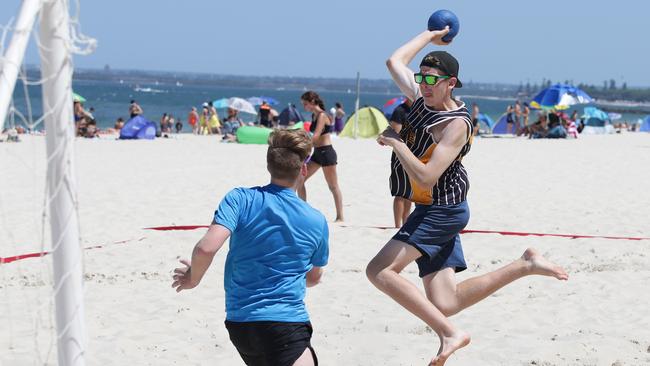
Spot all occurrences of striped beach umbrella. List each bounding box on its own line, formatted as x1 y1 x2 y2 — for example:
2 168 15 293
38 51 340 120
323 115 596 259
530 84 593 110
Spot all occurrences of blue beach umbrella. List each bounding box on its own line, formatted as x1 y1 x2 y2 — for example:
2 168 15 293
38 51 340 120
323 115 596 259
382 96 407 118
212 98 230 108
530 84 593 110
247 97 264 106
247 96 279 106
260 96 279 105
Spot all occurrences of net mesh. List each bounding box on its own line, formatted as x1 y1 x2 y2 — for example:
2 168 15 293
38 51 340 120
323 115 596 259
1 1 95 363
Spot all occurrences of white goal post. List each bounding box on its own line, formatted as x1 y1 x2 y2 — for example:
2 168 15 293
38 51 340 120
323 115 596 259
0 1 86 365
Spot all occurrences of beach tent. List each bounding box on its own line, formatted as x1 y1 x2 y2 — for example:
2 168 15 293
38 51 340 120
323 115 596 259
119 115 156 140
278 104 305 126
581 107 613 135
640 116 650 132
476 113 495 133
491 114 511 134
339 107 388 138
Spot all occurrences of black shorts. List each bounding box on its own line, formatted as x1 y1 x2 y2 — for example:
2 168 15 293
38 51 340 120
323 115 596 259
311 145 337 166
225 320 318 366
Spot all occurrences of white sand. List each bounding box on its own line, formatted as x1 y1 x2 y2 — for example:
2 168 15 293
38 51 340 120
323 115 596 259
1 133 649 365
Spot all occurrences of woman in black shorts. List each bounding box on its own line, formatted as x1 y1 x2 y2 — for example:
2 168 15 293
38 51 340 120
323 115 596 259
298 91 344 221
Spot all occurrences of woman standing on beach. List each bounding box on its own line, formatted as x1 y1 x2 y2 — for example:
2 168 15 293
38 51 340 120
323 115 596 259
334 102 346 134
298 91 344 222
188 107 199 134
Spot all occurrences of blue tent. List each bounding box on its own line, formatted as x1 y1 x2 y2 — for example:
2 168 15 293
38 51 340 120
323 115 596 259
278 104 305 126
582 107 610 121
477 113 495 131
119 116 157 140
641 116 650 132
491 114 511 134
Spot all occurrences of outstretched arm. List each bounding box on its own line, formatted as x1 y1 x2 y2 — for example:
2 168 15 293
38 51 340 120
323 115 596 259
172 224 230 292
386 28 451 101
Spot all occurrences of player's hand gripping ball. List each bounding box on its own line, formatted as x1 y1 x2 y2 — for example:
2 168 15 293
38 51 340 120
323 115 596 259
427 9 460 43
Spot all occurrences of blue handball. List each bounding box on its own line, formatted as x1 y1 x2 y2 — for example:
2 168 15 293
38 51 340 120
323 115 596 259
427 9 460 43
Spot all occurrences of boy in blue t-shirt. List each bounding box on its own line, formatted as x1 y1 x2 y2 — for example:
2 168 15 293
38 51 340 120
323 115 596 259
173 129 328 366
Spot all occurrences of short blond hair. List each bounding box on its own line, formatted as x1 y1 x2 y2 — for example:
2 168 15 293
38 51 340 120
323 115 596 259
267 129 313 180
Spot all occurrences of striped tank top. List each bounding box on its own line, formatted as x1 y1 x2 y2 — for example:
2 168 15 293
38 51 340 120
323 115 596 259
389 97 473 205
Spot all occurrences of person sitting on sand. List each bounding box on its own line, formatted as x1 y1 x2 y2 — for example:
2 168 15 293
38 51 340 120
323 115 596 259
366 26 568 366
114 117 125 131
129 100 143 118
222 107 244 142
529 113 549 139
172 129 328 366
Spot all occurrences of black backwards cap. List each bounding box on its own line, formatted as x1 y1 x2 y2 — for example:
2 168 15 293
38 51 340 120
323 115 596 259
419 51 463 88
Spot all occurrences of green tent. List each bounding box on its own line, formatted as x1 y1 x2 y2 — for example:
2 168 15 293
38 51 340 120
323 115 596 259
339 107 388 138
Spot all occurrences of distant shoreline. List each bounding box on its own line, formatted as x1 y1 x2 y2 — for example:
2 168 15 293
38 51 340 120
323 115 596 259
18 66 650 114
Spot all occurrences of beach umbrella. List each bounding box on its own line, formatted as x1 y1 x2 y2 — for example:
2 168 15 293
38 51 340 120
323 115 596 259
382 96 406 118
73 92 86 103
247 96 280 106
247 97 264 106
260 96 279 105
530 84 593 110
227 97 257 115
212 98 229 108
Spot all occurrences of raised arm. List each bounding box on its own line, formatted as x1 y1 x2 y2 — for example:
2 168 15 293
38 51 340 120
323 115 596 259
172 224 231 292
386 28 451 101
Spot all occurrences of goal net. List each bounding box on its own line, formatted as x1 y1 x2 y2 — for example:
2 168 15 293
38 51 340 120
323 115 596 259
1 1 95 364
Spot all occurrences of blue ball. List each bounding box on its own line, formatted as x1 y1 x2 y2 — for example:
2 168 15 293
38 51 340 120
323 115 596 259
427 9 460 43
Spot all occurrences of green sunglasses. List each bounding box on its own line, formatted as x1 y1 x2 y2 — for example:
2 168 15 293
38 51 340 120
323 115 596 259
414 73 450 85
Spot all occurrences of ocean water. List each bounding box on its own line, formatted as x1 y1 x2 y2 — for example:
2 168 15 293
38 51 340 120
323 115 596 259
7 78 646 132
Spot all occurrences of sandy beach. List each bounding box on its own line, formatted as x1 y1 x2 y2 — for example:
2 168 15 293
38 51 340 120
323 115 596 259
1 133 649 365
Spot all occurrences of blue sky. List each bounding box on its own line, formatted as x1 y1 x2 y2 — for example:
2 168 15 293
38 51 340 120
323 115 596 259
2 0 649 86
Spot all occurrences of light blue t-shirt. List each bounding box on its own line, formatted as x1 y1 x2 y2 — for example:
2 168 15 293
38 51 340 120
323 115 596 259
214 184 329 322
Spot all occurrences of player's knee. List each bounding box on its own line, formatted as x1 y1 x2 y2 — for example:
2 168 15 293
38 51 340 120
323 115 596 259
365 258 387 284
428 296 459 316
365 260 380 282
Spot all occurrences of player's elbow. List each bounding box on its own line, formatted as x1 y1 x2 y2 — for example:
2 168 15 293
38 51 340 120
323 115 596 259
306 268 324 287
386 57 397 70
413 174 438 190
196 237 220 256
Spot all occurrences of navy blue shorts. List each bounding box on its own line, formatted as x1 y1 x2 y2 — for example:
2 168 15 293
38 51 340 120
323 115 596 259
392 201 469 277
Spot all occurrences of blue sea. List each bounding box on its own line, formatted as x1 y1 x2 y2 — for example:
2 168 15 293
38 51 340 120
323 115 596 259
7 78 646 132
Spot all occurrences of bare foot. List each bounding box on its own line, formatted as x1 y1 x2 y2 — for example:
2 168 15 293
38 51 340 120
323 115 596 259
522 248 569 280
429 331 471 366
334 217 344 223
